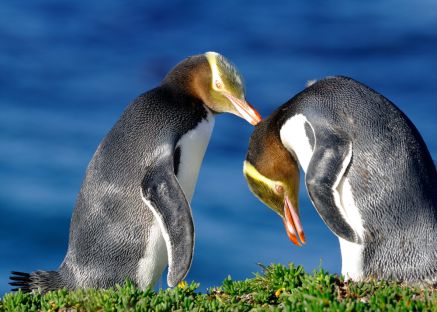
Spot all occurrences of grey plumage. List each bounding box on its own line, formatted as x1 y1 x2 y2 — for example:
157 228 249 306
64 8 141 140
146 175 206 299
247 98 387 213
278 76 437 285
8 80 207 291
10 52 258 293
11 82 210 292
58 88 207 290
245 75 436 286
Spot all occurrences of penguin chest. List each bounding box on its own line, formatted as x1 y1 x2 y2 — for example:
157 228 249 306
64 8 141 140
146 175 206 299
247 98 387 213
175 113 215 202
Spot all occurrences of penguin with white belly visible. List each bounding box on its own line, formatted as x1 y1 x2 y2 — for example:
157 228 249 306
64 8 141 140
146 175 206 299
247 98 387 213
243 76 436 285
10 52 261 293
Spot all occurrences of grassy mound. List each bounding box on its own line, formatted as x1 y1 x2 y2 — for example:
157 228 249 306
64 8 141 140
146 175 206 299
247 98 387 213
1 263 436 311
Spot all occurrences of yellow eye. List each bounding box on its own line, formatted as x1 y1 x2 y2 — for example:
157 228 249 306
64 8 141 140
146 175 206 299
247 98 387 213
215 80 223 89
275 184 284 194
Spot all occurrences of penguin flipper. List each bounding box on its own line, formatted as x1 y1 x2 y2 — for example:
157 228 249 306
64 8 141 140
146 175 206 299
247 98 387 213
305 130 360 243
141 165 194 287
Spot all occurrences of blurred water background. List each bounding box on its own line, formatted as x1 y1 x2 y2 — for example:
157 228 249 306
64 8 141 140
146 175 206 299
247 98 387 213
1 0 436 296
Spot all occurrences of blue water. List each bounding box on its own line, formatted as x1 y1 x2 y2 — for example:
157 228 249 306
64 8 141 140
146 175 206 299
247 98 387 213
1 0 436 296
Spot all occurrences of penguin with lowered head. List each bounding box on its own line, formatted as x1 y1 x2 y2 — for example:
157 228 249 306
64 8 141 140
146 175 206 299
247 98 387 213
244 76 436 285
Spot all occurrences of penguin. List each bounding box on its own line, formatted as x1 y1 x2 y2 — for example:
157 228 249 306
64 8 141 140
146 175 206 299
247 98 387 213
243 76 436 285
10 52 261 293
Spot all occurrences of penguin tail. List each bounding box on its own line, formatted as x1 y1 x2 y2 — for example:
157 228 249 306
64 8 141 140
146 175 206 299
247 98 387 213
9 271 32 292
10 270 64 293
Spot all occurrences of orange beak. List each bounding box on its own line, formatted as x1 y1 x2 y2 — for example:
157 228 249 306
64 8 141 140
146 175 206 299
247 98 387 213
283 194 305 246
224 93 262 125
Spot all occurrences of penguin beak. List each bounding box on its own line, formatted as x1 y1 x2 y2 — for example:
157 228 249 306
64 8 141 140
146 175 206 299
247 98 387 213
283 194 305 246
224 93 262 125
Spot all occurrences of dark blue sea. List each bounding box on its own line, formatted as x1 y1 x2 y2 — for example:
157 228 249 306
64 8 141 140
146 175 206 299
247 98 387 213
1 0 436 297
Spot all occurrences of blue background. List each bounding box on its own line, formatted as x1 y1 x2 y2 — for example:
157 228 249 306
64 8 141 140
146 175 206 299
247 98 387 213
1 0 436 296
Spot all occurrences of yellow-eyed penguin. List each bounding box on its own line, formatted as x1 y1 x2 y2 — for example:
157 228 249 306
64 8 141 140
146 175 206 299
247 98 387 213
10 52 261 293
243 76 436 285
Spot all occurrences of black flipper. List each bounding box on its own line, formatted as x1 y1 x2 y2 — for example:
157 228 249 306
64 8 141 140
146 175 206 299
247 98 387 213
141 160 194 287
305 129 360 243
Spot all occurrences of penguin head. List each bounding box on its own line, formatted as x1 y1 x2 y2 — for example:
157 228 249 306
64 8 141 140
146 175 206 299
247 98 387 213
161 52 261 124
203 52 261 125
243 118 305 246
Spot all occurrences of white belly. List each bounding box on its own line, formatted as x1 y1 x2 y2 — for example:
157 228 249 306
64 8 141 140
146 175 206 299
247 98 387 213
136 217 168 289
339 237 364 281
337 178 365 280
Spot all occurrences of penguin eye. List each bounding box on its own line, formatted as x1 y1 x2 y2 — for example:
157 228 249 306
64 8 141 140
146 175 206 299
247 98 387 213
215 80 223 89
275 184 284 194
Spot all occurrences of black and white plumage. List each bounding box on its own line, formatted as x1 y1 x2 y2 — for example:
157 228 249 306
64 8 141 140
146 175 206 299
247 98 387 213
244 76 436 285
10 52 261 293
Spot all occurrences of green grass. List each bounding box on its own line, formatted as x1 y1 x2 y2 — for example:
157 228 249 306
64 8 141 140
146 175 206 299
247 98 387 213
1 263 436 311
